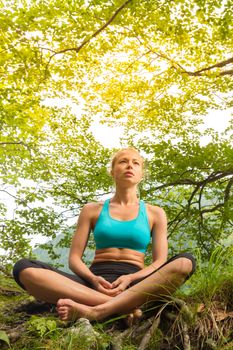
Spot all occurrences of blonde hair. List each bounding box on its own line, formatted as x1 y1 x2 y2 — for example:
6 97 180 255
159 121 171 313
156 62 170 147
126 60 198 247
110 148 144 171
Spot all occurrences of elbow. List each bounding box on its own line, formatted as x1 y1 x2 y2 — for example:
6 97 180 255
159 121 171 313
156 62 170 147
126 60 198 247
68 255 75 271
69 254 81 271
68 260 73 271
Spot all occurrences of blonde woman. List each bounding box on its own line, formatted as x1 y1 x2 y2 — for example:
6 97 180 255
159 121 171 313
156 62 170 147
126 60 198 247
13 148 195 321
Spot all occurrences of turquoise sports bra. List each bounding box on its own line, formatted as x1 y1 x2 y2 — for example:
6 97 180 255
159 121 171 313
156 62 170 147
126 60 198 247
93 199 151 253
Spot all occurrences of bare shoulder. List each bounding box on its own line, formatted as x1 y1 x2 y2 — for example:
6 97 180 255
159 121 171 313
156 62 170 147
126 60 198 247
146 203 167 227
82 202 103 210
146 203 166 216
145 203 167 239
81 201 104 217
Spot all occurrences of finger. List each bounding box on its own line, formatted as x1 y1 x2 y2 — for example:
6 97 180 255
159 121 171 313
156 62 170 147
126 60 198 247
98 285 112 294
98 285 119 296
112 282 121 289
109 290 120 296
113 282 127 292
115 291 122 296
112 279 121 288
109 287 124 295
99 277 113 289
104 288 122 296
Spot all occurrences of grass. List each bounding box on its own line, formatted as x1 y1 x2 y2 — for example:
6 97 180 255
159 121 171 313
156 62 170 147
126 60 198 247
180 246 233 304
174 246 233 349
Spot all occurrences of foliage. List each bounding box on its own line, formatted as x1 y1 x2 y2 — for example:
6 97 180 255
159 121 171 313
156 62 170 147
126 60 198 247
26 316 58 338
0 330 10 348
182 246 233 305
0 0 232 269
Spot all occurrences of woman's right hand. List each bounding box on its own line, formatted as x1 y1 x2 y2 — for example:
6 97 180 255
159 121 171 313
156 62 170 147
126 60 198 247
91 276 114 295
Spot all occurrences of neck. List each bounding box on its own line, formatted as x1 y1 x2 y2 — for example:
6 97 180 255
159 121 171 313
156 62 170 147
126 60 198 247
111 186 139 205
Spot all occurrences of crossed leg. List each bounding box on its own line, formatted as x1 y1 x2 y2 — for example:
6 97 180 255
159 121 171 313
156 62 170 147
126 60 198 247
13 259 142 323
57 256 194 321
17 267 112 305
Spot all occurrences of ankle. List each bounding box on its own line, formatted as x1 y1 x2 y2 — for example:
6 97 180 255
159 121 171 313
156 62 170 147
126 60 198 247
94 304 108 320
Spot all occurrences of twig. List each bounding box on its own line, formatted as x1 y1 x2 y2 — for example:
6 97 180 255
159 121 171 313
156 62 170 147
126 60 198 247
138 314 161 350
164 299 192 350
164 310 177 321
44 0 132 77
172 297 194 323
181 320 191 350
111 328 132 350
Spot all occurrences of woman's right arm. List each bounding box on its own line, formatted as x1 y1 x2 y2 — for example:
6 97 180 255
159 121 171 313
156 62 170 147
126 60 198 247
69 203 113 293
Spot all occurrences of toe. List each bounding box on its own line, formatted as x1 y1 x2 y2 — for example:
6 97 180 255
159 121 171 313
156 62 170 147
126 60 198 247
133 308 142 318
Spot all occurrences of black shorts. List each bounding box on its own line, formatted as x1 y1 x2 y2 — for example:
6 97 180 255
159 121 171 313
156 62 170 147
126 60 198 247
13 253 196 290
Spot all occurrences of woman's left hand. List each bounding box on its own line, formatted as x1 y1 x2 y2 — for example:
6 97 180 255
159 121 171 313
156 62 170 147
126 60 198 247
111 275 133 296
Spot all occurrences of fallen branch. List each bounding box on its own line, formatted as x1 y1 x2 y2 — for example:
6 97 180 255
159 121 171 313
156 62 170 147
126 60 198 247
138 314 161 350
172 297 194 323
111 328 132 350
181 319 191 350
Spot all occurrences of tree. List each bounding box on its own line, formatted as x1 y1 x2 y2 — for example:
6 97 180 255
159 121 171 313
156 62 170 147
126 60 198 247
0 0 232 272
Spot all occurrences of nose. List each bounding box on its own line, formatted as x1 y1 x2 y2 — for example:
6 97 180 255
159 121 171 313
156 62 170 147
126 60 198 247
127 162 133 168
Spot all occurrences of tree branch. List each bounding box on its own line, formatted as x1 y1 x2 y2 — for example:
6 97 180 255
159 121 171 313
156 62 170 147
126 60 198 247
200 176 233 215
148 47 233 77
224 177 233 203
0 141 28 147
157 172 232 243
45 0 132 65
153 170 233 191
198 179 224 247
167 216 188 238
219 69 233 76
185 56 233 75
201 203 224 214
43 0 132 79
0 141 33 158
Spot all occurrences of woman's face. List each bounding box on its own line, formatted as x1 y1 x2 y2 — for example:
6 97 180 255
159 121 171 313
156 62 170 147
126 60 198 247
111 150 143 185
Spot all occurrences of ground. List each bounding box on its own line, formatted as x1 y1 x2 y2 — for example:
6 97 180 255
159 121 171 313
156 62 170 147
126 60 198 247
0 274 232 350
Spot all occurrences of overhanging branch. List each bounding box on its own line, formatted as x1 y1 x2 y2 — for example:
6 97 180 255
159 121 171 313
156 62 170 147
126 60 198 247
155 171 233 243
185 56 233 76
0 141 33 157
149 47 233 77
154 170 233 191
44 0 132 74
0 141 28 147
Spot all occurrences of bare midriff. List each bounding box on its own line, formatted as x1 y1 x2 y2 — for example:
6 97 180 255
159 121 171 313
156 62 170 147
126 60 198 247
92 247 145 269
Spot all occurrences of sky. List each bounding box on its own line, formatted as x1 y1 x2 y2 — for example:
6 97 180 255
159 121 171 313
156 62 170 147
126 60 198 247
89 108 232 148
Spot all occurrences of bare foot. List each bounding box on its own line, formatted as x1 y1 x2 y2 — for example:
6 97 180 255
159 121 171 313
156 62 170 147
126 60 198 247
133 308 143 319
126 308 143 327
57 299 98 322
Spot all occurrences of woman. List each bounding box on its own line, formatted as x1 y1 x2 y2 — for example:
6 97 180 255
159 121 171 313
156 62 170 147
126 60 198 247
13 148 196 322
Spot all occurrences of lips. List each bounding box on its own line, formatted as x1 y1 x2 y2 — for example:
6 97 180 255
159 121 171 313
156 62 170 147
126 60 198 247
124 172 134 176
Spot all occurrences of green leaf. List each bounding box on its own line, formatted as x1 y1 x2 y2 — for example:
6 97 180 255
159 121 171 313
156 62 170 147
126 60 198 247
0 330 10 347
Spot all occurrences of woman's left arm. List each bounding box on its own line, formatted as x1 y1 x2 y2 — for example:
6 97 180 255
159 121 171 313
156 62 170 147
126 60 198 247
111 206 168 293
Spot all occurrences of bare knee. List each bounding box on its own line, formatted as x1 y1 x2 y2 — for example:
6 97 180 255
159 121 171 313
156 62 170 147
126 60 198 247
19 268 40 286
170 257 193 277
